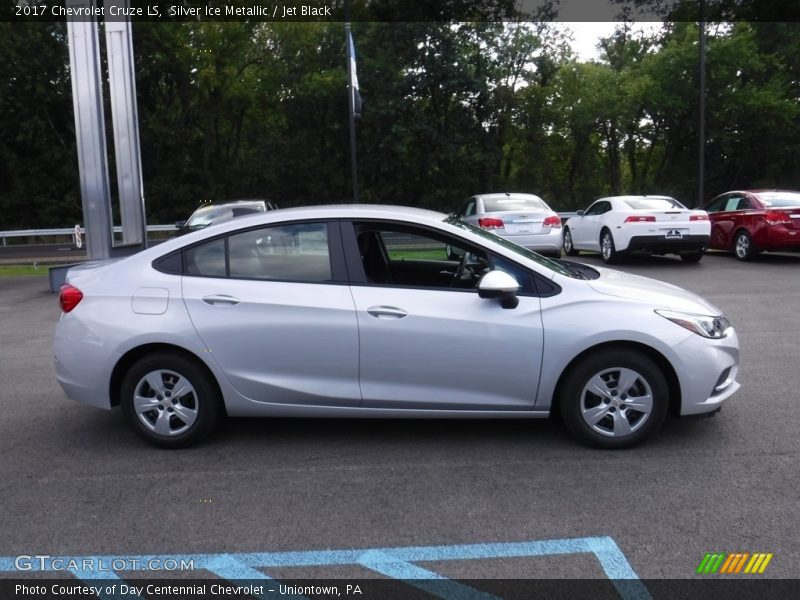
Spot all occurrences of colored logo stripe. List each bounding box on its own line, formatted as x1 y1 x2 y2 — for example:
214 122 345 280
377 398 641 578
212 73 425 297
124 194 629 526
745 553 773 574
697 552 773 574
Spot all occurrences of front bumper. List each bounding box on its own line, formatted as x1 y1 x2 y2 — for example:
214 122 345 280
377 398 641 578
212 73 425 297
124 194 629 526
672 326 740 416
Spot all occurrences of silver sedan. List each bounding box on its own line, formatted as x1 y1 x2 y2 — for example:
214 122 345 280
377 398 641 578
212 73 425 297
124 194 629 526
54 205 740 449
454 193 564 257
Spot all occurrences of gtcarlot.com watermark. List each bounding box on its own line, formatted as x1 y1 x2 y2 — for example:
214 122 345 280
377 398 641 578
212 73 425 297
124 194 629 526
14 554 195 572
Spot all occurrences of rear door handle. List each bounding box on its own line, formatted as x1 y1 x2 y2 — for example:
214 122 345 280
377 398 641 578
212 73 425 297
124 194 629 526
202 294 240 306
366 306 408 319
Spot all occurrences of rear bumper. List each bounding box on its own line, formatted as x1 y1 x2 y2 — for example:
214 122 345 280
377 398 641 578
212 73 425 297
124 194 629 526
497 229 563 254
624 234 710 254
54 313 116 409
762 226 800 250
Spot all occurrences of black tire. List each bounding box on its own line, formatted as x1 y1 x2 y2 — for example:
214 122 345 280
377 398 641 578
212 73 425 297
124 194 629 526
733 230 758 261
681 252 703 264
600 229 618 264
563 227 579 256
559 349 669 449
120 352 222 448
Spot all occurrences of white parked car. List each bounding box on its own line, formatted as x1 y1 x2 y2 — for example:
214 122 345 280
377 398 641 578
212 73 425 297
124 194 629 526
455 193 563 257
54 205 739 449
563 196 711 263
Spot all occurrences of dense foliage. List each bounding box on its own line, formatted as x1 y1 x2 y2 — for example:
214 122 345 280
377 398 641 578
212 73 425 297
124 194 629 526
1 16 798 230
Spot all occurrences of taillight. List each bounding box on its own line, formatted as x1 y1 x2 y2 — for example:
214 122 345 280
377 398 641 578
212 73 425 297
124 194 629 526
543 215 562 228
624 216 656 223
690 214 709 221
59 284 83 313
478 217 504 230
765 212 791 225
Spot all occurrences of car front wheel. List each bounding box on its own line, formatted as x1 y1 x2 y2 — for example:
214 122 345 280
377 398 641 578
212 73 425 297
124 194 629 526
121 352 222 448
563 228 579 256
559 349 669 449
600 229 618 264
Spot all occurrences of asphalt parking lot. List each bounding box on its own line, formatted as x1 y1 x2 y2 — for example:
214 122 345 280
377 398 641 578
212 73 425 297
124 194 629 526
0 251 798 587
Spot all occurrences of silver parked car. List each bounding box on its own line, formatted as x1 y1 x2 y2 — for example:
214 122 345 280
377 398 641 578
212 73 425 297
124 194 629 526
455 193 563 257
174 199 278 236
54 205 740 449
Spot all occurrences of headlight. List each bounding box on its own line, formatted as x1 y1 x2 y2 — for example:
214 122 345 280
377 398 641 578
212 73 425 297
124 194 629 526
655 309 732 339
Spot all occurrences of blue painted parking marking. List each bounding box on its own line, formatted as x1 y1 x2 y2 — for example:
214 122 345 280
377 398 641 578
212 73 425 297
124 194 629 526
0 536 651 600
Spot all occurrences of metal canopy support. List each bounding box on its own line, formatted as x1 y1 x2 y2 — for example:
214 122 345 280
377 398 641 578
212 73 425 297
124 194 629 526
66 0 113 260
105 0 147 248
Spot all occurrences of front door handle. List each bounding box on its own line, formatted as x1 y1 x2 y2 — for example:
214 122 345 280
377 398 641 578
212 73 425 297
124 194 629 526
366 305 408 319
202 294 240 306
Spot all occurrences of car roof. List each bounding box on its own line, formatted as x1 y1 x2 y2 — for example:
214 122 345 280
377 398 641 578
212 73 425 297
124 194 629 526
739 189 799 195
168 204 448 247
475 192 545 201
596 195 677 203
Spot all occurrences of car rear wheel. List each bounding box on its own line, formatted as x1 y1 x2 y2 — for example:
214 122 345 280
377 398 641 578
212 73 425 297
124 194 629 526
121 352 222 448
733 230 758 261
681 252 703 263
559 349 669 449
600 229 618 264
563 227 579 256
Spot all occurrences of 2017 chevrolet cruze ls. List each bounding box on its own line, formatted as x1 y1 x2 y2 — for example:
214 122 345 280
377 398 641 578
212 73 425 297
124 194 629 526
54 205 740 449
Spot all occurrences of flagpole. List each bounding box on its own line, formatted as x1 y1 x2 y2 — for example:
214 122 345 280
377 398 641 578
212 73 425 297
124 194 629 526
345 0 359 203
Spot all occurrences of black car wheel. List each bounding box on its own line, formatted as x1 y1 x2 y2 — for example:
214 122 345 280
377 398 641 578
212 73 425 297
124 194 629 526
559 349 669 449
121 352 222 448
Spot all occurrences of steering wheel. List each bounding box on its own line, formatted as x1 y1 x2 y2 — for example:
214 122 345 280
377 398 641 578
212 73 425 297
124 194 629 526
450 251 477 288
450 252 465 286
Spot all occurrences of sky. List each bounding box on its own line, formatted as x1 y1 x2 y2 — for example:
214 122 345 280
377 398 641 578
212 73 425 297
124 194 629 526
568 22 664 61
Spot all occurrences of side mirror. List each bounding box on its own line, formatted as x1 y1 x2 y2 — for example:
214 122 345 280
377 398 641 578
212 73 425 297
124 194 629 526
478 270 520 309
174 220 186 229
446 244 465 261
576 210 584 216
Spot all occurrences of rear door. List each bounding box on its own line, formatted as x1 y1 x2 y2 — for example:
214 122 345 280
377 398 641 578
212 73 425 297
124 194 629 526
181 221 361 407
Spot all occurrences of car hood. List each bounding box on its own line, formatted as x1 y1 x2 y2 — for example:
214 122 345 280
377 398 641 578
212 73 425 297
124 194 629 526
586 266 724 315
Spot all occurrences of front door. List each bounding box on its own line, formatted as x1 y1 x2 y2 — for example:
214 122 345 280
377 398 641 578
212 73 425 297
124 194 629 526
346 221 544 410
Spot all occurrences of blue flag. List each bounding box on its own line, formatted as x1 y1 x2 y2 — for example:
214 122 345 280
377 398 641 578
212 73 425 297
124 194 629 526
348 30 362 119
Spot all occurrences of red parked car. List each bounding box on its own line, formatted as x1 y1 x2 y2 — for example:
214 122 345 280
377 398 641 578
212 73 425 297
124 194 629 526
704 190 800 260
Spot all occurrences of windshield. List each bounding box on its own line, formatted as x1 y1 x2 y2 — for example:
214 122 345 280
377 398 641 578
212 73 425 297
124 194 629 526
759 192 800 208
624 198 685 210
483 196 547 212
185 203 265 228
445 216 579 278
185 207 220 228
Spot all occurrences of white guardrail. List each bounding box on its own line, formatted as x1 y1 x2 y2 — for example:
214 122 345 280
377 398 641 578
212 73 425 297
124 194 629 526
0 215 580 247
0 224 177 246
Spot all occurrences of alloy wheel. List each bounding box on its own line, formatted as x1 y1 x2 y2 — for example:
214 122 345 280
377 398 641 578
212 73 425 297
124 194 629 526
601 232 615 262
735 232 751 260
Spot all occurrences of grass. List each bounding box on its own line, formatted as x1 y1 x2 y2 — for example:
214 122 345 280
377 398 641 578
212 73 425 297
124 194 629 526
388 248 450 261
0 264 49 277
